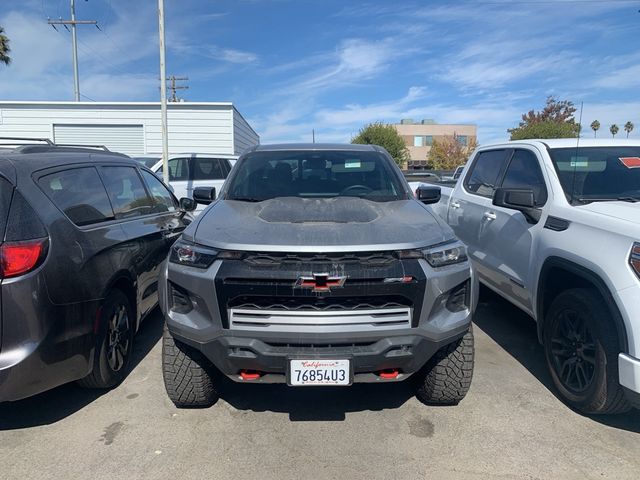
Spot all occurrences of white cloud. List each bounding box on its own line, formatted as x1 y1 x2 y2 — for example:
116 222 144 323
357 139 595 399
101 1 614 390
592 65 640 89
0 8 160 101
212 47 258 64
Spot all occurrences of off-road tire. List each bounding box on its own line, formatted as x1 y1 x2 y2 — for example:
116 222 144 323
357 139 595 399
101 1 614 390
416 326 474 405
78 289 135 389
162 326 218 408
544 288 630 414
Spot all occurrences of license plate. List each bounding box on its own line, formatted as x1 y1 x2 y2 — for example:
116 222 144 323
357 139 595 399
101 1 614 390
289 359 351 386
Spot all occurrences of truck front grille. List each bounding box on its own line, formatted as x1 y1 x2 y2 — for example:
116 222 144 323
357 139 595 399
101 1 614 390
228 307 412 333
243 251 397 267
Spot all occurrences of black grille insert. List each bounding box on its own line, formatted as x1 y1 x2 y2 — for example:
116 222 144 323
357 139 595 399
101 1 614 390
243 251 398 267
228 295 411 312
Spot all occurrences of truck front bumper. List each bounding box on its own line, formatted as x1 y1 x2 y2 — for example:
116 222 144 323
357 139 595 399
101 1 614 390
167 323 471 384
619 353 640 407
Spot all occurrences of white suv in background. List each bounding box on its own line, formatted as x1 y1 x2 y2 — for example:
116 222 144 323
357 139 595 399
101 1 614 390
150 153 237 211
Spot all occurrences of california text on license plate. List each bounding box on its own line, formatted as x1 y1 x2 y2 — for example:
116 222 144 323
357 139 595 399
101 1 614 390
289 359 351 386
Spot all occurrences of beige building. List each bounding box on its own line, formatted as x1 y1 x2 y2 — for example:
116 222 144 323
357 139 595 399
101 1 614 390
394 119 477 169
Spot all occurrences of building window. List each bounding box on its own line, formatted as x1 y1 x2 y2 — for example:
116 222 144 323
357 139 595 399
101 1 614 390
457 135 468 146
413 135 433 147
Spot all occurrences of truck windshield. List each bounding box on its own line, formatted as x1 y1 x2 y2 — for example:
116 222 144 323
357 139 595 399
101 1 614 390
548 147 640 203
226 150 408 202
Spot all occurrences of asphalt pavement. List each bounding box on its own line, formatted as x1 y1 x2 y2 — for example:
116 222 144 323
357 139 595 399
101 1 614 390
1 288 639 480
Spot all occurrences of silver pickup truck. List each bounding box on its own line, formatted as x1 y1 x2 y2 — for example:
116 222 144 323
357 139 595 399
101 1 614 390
159 143 476 408
419 138 640 414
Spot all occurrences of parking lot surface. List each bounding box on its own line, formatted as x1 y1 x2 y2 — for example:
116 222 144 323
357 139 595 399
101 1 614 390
1 288 638 480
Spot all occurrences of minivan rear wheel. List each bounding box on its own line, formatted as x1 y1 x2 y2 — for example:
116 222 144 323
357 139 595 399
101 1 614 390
78 289 134 389
162 327 218 408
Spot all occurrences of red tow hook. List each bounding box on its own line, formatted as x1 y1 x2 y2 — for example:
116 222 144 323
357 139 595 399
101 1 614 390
378 369 399 379
239 370 262 381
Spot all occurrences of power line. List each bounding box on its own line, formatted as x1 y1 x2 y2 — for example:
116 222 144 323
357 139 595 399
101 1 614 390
161 76 189 102
47 0 97 101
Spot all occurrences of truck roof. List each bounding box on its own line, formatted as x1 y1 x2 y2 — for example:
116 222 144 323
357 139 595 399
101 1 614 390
506 138 640 149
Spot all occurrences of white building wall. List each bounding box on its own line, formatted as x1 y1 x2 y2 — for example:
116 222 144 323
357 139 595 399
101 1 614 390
233 108 259 155
0 101 259 156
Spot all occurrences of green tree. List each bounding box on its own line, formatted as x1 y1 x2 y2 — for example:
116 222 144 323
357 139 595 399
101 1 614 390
0 26 10 65
351 122 410 167
590 120 600 138
509 121 579 141
428 134 478 170
508 96 579 140
624 121 634 138
610 124 619 138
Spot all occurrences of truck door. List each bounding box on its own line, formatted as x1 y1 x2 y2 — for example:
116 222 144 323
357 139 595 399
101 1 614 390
447 148 510 288
481 148 549 314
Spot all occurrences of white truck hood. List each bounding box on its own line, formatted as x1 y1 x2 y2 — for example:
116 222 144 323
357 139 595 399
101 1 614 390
578 201 640 224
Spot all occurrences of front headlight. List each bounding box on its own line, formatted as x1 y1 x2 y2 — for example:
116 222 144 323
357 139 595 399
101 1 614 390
169 240 219 269
399 240 468 268
630 243 640 278
424 241 468 268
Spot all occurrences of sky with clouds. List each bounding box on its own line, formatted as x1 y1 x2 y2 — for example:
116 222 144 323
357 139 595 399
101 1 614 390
1 0 639 144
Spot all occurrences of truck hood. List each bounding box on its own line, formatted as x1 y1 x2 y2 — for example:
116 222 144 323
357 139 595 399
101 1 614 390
579 201 640 224
188 197 451 252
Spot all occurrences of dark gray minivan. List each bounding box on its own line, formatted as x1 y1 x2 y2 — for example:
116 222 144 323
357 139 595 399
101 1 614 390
0 140 194 402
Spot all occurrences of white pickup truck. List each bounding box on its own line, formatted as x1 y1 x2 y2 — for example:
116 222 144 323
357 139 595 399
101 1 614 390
413 138 640 414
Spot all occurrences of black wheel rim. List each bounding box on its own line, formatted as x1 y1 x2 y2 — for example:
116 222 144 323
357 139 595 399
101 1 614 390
107 305 130 372
550 309 597 394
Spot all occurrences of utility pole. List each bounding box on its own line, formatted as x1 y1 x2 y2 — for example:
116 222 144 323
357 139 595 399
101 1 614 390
166 76 189 102
48 1 97 101
158 0 169 184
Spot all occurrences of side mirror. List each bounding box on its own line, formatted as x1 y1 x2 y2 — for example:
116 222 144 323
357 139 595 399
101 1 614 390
416 185 441 205
179 197 197 212
193 187 216 205
493 188 541 224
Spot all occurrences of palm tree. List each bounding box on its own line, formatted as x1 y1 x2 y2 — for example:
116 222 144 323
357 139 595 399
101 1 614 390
0 26 10 66
590 120 600 138
610 124 619 138
624 121 634 138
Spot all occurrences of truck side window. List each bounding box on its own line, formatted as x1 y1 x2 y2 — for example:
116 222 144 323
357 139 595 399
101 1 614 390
501 149 548 206
465 149 507 198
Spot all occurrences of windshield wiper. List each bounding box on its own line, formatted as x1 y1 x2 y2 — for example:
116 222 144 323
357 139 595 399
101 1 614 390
575 196 639 204
228 197 263 202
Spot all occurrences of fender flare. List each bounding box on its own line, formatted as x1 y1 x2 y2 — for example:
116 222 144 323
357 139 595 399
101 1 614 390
536 256 628 353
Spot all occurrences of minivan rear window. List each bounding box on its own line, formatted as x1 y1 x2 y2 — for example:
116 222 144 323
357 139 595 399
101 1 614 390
39 167 115 226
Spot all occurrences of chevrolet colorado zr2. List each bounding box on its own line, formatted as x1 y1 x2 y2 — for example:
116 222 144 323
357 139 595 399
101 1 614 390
159 143 476 407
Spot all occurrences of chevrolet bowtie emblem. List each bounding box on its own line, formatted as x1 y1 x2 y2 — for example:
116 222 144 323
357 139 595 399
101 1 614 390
295 273 347 293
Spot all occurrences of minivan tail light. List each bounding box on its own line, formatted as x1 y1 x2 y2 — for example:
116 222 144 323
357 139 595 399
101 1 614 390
0 238 48 279
630 243 640 278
